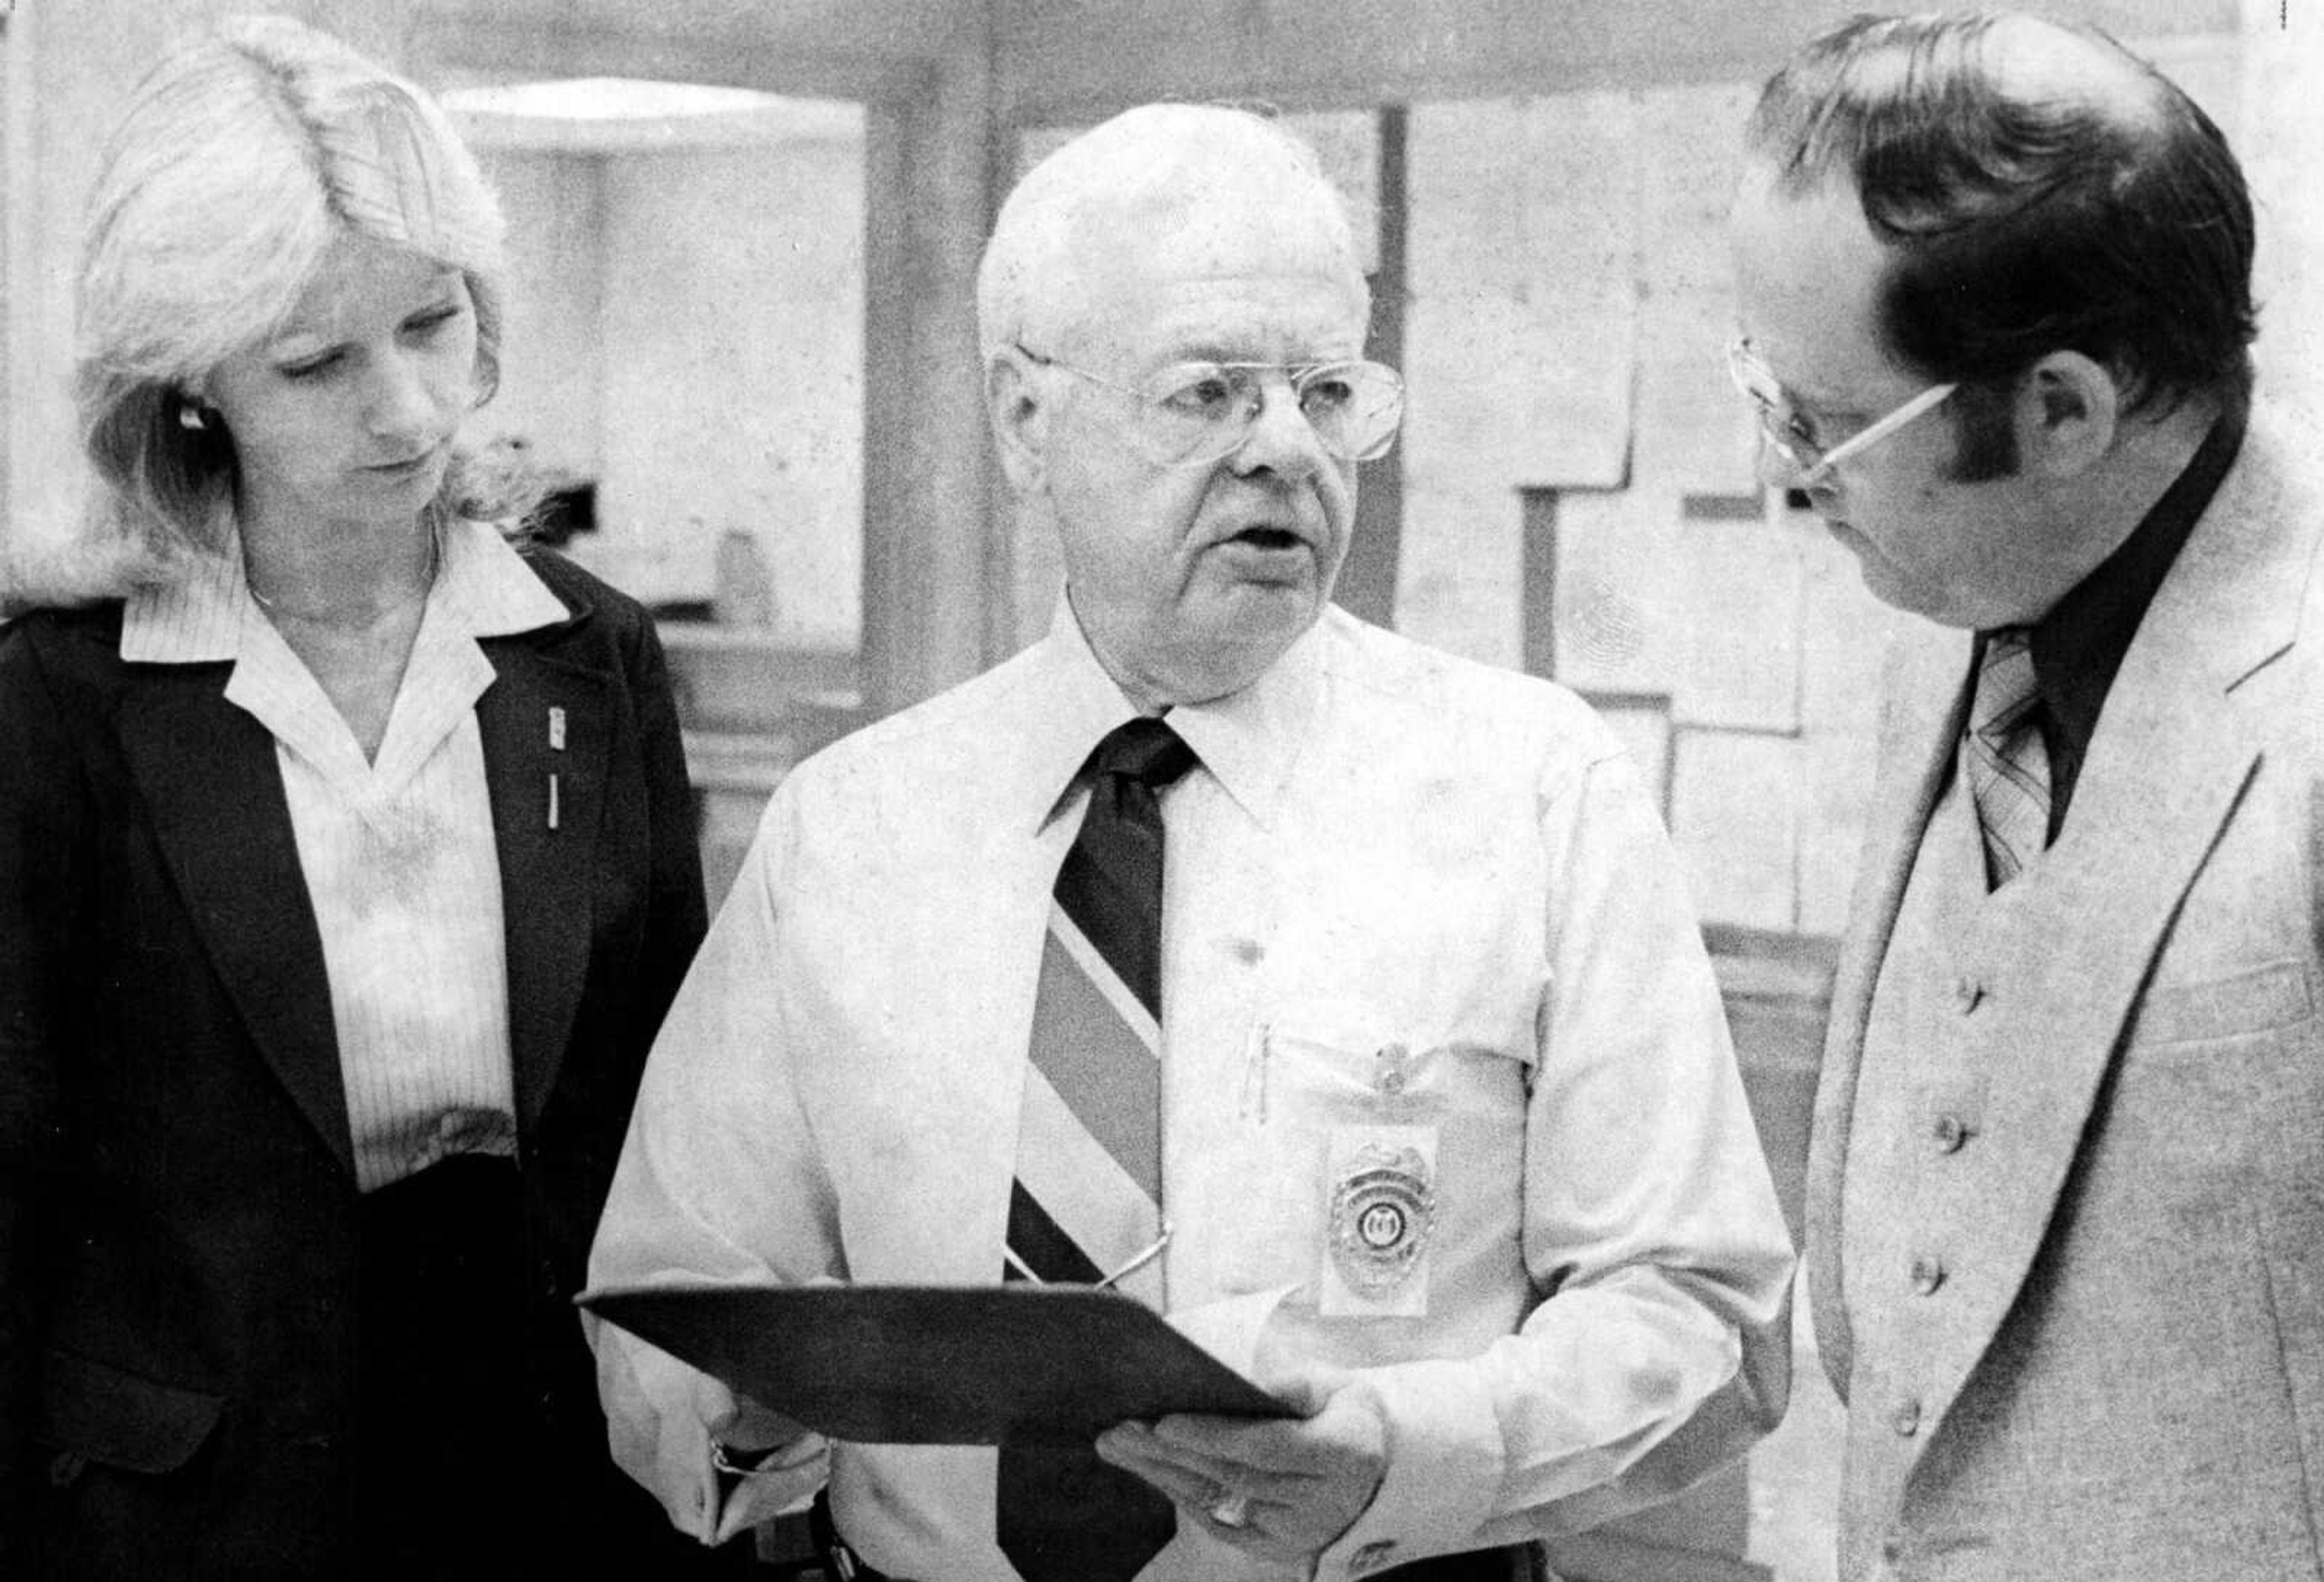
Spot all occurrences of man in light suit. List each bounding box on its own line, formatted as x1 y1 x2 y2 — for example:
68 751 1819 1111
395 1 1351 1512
1728 11 2324 1580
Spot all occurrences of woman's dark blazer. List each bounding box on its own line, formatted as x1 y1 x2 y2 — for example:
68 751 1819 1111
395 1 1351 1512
0 550 710 1578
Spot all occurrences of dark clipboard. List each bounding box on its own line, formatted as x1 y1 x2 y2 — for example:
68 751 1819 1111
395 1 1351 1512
580 1283 1298 1446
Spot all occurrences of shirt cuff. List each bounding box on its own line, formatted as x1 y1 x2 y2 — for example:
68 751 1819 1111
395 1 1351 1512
712 1434 829 1544
1313 1357 1503 1581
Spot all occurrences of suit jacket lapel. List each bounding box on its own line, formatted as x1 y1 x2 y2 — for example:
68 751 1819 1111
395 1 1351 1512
476 629 610 1135
114 668 355 1175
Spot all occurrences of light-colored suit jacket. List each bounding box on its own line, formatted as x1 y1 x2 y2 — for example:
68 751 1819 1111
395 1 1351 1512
1807 405 2324 1580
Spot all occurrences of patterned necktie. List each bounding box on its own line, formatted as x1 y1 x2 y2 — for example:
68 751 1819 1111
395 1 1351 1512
1965 628 2052 888
998 717 1194 1582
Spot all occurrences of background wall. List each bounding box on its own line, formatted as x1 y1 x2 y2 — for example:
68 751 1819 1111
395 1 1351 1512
474 126 866 648
475 151 607 480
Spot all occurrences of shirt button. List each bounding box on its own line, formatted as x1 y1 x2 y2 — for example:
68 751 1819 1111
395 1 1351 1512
1909 1255 1946 1295
1373 1043 1411 1095
1891 1398 1922 1437
1931 1114 1968 1153
1952 974 1983 1013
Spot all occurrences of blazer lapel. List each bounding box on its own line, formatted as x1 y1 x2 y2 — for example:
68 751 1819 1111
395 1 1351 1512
114 669 355 1175
1808 625 1972 1391
476 631 610 1135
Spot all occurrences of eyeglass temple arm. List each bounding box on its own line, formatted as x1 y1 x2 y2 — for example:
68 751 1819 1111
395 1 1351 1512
1800 381 1958 481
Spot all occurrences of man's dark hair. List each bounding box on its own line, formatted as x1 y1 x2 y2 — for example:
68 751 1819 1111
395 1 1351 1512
1747 11 2256 474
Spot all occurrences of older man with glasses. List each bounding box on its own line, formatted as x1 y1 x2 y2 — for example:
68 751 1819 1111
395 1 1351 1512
1728 14 2324 1582
588 103 1792 1582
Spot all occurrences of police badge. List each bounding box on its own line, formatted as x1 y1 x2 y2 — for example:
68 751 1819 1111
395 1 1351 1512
1321 1125 1439 1317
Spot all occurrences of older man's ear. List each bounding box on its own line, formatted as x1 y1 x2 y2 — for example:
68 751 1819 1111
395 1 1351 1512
987 349 1054 496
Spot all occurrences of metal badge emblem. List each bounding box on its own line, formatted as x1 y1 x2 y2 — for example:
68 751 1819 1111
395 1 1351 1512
1328 1142 1437 1298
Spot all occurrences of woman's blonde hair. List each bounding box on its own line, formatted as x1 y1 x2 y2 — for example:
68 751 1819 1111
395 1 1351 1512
68 14 525 594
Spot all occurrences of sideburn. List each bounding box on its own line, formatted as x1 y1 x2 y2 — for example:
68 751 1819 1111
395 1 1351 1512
1941 379 2020 484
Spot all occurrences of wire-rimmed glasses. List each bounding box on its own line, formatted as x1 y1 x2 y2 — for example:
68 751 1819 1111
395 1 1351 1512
1726 338 1957 487
1019 346 1405 465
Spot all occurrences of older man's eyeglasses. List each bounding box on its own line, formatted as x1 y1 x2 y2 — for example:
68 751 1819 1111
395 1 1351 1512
1725 338 1956 487
1017 346 1405 465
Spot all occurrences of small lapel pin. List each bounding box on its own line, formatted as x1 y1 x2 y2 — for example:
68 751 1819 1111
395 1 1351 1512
548 706 566 751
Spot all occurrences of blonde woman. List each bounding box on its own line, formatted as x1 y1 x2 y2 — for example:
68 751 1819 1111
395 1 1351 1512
0 19 739 1578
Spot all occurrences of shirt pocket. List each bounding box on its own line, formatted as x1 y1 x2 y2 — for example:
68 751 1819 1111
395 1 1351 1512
1216 1012 1410 1298
1215 1006 1529 1299
1249 1008 1449 1128
1249 1002 1532 1124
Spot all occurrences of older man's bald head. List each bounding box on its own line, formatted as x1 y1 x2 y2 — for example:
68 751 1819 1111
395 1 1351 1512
976 105 1368 367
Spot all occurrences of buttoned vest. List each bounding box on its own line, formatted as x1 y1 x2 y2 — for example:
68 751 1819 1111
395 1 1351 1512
1834 755 2324 1581
1839 768 2032 1578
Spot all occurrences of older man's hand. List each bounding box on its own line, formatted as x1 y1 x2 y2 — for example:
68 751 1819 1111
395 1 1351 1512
1095 1364 1387 1561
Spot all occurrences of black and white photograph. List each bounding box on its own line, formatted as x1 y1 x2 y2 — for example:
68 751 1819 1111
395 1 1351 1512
2 2 2318 1578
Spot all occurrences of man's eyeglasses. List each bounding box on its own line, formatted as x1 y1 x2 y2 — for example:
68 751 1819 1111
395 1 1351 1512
1017 346 1405 466
1725 338 1956 487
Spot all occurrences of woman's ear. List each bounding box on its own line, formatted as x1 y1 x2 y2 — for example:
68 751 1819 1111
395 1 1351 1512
987 348 1053 496
2014 350 2119 479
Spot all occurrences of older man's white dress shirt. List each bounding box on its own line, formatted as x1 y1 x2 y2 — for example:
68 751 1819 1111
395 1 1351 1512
590 599 1794 1582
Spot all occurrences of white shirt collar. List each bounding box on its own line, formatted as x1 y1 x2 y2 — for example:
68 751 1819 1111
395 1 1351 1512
1029 593 1325 833
120 518 567 665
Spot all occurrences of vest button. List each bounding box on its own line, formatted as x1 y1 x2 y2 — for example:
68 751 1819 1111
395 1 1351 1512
1952 974 1983 1013
1891 1397 1922 1437
1910 1255 1946 1295
1931 1114 1968 1153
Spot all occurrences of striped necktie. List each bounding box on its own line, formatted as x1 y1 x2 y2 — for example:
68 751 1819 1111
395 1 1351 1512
1965 628 2051 888
998 717 1193 1582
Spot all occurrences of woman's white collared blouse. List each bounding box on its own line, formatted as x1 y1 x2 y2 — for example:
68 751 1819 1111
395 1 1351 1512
120 522 568 1192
